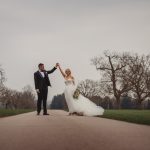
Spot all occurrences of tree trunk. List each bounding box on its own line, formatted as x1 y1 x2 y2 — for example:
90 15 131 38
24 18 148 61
5 103 8 109
115 96 121 109
136 100 142 109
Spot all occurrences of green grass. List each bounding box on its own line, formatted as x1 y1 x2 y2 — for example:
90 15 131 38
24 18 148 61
0 109 35 117
101 110 150 125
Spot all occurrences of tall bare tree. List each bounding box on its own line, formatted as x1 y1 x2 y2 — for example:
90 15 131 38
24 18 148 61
125 54 150 108
91 51 131 108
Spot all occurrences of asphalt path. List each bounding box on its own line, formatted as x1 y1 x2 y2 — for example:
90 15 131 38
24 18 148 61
0 110 150 150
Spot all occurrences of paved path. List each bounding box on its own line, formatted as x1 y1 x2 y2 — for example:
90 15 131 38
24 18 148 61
0 110 150 150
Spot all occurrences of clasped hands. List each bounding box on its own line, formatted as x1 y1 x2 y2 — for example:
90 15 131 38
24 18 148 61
55 63 60 68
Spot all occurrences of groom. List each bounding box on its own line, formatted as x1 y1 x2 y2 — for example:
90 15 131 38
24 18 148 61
34 63 59 115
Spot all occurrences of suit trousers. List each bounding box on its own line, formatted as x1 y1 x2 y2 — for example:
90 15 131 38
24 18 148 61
37 88 48 114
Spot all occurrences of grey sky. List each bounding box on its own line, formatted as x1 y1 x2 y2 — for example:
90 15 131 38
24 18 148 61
0 0 150 102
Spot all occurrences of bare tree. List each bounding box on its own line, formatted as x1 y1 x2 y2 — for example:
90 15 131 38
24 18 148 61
91 51 131 108
125 54 150 108
0 65 6 85
0 86 13 109
77 79 102 97
21 85 36 109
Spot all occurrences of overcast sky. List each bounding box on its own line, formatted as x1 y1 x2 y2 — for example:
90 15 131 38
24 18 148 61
0 0 150 102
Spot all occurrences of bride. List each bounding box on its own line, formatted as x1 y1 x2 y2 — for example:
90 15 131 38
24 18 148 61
58 64 104 117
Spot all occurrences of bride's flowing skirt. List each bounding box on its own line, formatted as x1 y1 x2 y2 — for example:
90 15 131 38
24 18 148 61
64 85 104 116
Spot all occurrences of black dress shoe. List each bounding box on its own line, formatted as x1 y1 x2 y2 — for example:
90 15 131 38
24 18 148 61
37 113 40 115
43 113 50 115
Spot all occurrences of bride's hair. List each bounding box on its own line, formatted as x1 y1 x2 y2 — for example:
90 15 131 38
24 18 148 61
65 68 71 76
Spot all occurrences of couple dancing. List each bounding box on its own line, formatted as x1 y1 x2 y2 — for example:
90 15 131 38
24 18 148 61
34 63 104 116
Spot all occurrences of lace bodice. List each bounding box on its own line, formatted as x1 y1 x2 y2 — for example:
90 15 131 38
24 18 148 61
65 79 75 86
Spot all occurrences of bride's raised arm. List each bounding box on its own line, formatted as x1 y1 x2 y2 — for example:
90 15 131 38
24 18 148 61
58 65 66 78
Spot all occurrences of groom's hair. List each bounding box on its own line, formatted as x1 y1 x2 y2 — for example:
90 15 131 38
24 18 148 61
38 63 44 68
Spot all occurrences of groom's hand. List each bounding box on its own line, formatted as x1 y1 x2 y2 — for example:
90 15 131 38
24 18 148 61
55 63 59 68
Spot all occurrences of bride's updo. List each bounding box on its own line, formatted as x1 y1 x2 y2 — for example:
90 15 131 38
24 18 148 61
65 68 71 76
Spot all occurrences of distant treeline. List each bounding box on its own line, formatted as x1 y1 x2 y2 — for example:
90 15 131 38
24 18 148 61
50 93 150 110
0 65 36 109
50 93 68 110
0 85 36 109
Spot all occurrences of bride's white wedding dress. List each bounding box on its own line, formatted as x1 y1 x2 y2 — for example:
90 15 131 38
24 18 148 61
64 79 104 116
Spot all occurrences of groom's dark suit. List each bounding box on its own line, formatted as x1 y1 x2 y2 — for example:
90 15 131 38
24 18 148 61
34 67 57 114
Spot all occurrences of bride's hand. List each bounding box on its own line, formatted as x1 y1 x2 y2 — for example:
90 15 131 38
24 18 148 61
58 64 61 69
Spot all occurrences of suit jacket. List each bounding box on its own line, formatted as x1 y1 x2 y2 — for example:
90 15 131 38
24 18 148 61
34 67 57 90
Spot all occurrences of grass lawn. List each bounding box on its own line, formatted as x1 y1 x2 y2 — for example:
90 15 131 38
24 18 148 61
0 109 35 117
102 109 150 125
